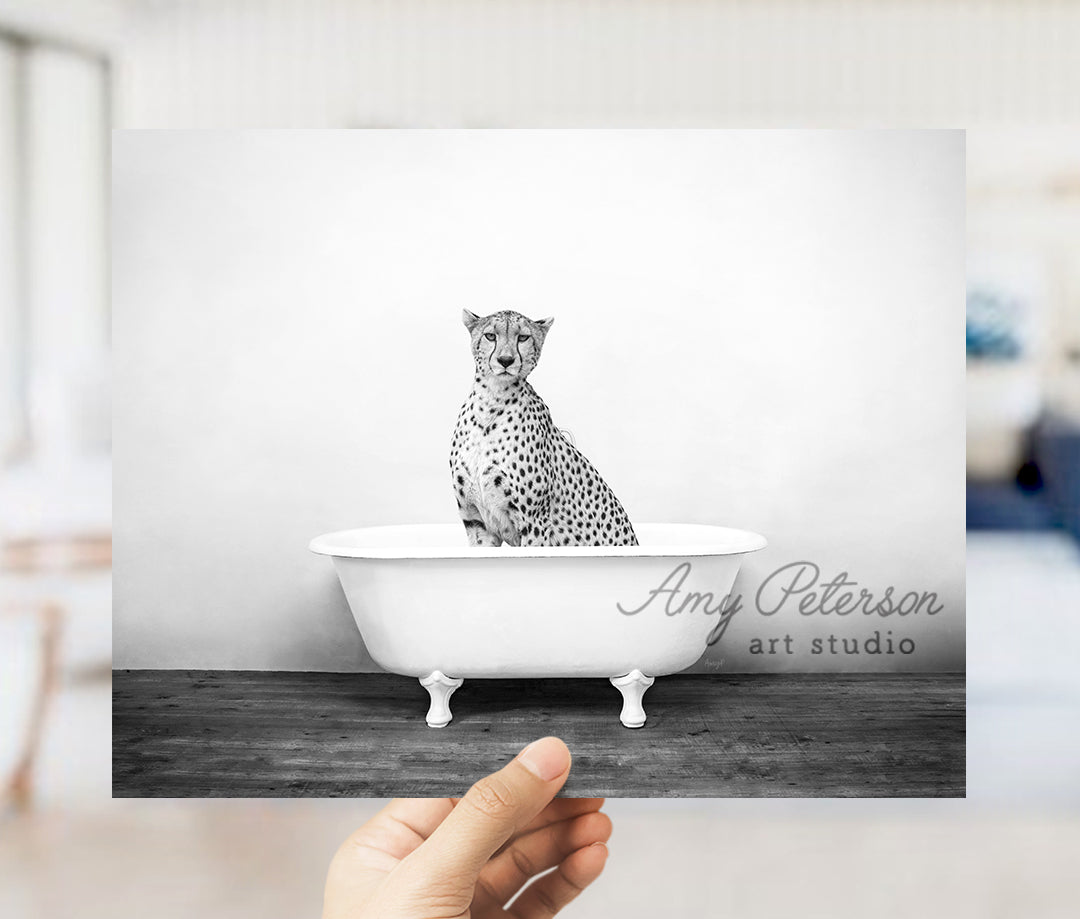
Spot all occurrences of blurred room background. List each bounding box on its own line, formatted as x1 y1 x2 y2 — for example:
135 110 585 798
2 1 1079 917
965 129 1080 809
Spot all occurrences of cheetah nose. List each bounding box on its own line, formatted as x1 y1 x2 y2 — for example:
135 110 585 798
497 355 514 368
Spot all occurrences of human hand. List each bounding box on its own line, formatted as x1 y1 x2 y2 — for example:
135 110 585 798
323 737 611 918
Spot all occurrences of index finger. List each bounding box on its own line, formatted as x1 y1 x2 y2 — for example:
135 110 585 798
493 798 606 857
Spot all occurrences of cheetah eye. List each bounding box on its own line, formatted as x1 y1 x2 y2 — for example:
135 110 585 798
518 334 531 343
484 332 496 341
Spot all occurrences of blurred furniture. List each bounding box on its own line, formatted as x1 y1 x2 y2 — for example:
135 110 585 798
1 533 111 811
1034 413 1080 541
967 360 1042 480
965 479 1057 531
967 413 1080 540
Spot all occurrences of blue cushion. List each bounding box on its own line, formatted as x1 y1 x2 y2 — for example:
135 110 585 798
1033 415 1080 540
966 481 1058 531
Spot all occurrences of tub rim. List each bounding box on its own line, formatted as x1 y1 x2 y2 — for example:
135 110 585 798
309 522 767 559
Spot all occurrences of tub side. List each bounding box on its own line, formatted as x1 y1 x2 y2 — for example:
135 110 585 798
331 553 747 679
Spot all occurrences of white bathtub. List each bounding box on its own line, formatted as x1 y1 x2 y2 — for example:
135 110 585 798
310 523 766 728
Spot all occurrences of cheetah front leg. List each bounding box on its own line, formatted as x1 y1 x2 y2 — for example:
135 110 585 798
461 517 503 547
455 491 503 547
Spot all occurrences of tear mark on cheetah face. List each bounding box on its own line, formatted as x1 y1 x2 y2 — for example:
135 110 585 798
463 309 554 382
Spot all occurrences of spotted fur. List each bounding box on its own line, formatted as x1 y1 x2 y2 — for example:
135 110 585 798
449 309 638 548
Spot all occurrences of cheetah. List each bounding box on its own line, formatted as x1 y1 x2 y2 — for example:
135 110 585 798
449 309 638 548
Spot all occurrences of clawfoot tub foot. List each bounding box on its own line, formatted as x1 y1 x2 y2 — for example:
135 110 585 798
610 670 655 728
420 670 464 727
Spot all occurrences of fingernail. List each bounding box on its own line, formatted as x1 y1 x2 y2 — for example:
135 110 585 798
516 737 569 781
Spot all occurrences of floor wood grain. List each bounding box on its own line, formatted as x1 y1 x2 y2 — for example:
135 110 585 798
112 671 964 798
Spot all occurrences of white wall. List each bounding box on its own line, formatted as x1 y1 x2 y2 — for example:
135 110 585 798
113 130 965 672
114 0 1080 129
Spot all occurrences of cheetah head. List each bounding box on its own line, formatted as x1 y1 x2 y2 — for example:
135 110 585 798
462 310 554 382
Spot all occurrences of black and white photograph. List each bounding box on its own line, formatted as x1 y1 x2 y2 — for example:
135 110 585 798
110 128 965 797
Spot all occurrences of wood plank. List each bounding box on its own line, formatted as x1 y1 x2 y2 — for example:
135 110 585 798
112 671 965 798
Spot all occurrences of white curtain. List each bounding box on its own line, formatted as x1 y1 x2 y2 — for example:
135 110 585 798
0 37 21 460
0 36 109 465
23 45 109 460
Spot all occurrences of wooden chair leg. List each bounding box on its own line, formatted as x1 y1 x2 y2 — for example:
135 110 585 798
4 603 62 812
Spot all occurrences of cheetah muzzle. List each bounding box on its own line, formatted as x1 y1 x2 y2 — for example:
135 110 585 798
449 309 639 548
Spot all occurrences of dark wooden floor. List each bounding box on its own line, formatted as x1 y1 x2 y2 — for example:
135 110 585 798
112 671 965 798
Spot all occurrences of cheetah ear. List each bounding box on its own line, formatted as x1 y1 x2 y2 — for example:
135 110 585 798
535 317 555 335
462 309 481 332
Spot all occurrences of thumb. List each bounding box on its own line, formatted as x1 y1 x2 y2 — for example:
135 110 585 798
402 737 571 882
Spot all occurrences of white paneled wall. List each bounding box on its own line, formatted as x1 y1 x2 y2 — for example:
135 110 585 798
115 0 1080 128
